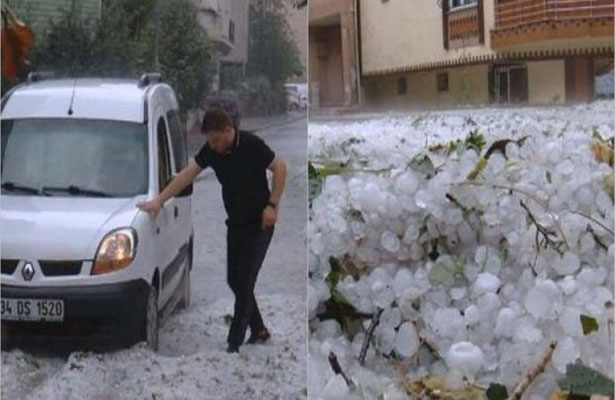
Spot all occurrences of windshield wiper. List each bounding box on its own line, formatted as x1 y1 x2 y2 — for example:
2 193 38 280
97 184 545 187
41 185 114 197
1 182 49 196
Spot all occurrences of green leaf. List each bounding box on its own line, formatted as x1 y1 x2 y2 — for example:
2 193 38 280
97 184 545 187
325 256 349 290
325 269 345 291
465 129 486 152
580 314 599 335
467 157 487 181
486 383 508 400
308 161 319 179
428 263 455 287
558 363 615 397
603 173 614 203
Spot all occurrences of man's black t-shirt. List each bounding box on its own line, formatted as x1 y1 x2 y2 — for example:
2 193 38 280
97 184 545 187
194 130 275 228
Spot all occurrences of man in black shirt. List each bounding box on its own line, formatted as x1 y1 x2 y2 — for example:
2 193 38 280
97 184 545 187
137 108 287 353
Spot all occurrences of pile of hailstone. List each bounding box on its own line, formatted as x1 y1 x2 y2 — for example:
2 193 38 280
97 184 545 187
308 102 614 400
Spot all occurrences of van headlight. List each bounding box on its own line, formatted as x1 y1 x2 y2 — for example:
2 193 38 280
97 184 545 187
92 228 137 275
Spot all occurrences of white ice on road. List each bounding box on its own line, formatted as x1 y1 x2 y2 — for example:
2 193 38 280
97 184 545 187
1 117 308 400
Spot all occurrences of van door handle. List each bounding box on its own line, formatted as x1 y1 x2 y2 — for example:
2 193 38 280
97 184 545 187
174 206 179 219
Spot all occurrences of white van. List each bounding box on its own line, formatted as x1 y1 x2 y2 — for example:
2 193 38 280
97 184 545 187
0 73 193 351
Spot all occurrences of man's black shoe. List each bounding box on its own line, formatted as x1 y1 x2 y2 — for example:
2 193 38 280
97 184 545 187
247 328 270 344
226 344 240 353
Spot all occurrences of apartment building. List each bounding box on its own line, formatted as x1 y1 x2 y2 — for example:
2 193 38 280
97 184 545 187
359 0 614 108
193 0 249 91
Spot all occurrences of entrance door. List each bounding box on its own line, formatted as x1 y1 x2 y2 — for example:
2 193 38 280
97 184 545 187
494 64 528 104
317 25 344 107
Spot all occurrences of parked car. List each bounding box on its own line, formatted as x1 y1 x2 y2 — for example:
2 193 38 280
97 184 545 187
299 93 308 109
205 90 242 129
286 90 301 111
0 73 193 351
284 83 308 111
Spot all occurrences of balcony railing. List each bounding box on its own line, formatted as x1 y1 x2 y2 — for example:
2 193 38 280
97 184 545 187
494 0 614 30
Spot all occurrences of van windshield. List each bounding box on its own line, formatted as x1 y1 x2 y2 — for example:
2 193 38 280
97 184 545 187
1 118 148 198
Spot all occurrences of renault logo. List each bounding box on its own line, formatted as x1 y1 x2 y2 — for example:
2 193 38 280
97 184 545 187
22 262 35 281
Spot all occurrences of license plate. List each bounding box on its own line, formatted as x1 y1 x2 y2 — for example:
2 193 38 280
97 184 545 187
1 298 64 322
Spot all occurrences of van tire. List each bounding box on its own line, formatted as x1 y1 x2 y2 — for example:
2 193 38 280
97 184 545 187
178 265 191 310
143 284 159 351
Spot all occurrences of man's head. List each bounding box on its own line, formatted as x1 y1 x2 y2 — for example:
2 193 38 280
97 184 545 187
201 107 235 154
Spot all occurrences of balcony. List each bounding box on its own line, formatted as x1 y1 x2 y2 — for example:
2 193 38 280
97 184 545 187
491 0 615 49
448 5 482 48
442 1 486 50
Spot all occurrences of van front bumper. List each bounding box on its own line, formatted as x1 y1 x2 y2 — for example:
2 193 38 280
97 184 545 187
1 279 149 350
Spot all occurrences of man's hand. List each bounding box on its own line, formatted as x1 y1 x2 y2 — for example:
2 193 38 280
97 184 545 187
261 205 277 229
137 197 163 219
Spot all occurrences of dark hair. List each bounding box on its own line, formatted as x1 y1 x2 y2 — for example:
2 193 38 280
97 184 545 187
201 107 233 133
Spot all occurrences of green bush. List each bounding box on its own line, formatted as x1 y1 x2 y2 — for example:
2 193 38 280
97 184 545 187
242 76 287 116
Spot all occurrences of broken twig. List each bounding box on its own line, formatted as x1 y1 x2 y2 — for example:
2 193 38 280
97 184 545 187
359 307 384 365
506 341 557 400
328 352 352 387
520 200 566 255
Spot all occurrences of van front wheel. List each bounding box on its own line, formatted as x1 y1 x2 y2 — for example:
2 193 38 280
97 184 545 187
143 285 159 351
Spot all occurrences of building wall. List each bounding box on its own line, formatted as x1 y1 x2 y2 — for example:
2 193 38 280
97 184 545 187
527 59 566 104
220 0 249 65
193 0 250 91
359 0 497 75
308 28 321 107
286 5 308 82
362 64 489 109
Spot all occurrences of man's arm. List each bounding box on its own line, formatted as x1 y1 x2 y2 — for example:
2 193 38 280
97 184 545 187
261 156 286 228
136 161 203 217
268 156 287 205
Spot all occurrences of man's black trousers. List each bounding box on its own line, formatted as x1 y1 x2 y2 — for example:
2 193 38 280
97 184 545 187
226 224 274 347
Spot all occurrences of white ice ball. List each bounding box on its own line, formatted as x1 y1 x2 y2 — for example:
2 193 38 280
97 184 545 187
445 341 485 379
394 322 420 358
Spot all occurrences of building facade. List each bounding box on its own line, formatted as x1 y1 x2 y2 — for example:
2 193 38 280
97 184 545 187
308 0 360 108
287 3 308 83
193 0 249 91
359 0 614 108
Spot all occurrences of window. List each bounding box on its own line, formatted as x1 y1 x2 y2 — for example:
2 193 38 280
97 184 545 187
450 0 477 9
229 20 235 43
437 72 449 92
157 117 172 193
167 110 188 171
397 77 407 95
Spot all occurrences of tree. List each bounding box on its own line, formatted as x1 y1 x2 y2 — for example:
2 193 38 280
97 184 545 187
137 0 213 112
12 0 213 113
245 0 302 114
247 0 302 85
